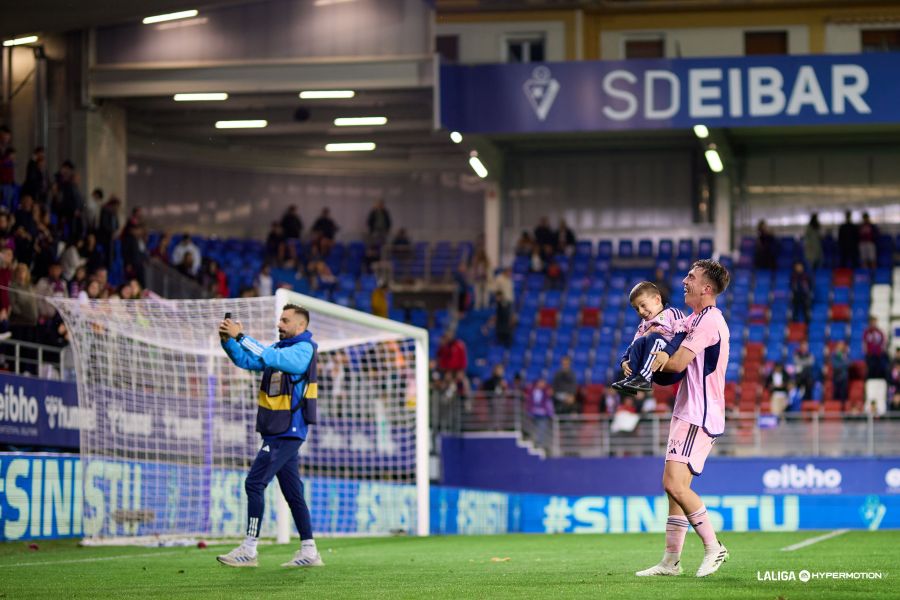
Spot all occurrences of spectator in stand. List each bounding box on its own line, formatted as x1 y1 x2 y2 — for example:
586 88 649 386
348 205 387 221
121 223 147 285
31 205 57 280
858 212 879 270
524 377 554 448
837 210 859 269
392 228 411 248
367 199 392 248
78 279 101 304
265 221 287 265
280 205 303 241
765 363 790 415
754 219 777 270
470 246 491 310
889 348 900 411
171 233 202 277
650 266 672 307
529 246 544 274
514 230 535 257
91 266 113 298
22 147 49 207
793 340 816 399
802 213 823 270
370 280 389 318
453 263 471 313
491 266 514 305
551 356 579 415
202 260 230 298
60 240 85 282
481 364 509 428
555 219 576 256
311 208 338 255
54 160 84 241
785 380 804 412
494 290 515 347
0 149 14 213
533 216 555 259
254 264 273 297
308 257 336 294
831 340 850 405
97 196 121 269
176 252 198 281
863 316 888 379
545 256 564 289
9 263 38 343
84 188 103 233
790 261 812 323
35 261 68 321
80 232 105 273
0 247 13 313
150 232 172 264
437 331 467 375
0 210 12 240
68 265 88 298
14 194 36 239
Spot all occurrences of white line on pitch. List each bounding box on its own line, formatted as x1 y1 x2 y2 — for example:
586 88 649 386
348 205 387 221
781 529 849 552
0 550 185 568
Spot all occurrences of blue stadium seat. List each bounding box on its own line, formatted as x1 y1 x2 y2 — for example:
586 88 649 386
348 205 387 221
698 238 713 259
618 240 634 258
638 239 653 258
658 239 673 259
677 239 694 260
828 323 849 342
597 240 613 259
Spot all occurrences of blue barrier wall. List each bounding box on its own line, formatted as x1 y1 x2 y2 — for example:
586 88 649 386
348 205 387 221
0 374 81 448
2 450 899 541
441 435 900 497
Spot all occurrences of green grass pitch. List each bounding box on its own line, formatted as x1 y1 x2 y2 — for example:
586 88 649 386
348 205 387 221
0 531 895 599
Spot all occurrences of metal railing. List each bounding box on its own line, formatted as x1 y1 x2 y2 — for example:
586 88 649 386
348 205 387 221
0 338 75 381
143 257 211 299
437 391 900 458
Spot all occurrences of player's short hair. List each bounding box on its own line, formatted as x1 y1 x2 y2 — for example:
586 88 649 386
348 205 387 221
629 281 661 304
692 259 731 295
283 303 310 323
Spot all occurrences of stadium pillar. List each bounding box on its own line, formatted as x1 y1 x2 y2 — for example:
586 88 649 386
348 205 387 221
85 102 127 206
484 182 501 271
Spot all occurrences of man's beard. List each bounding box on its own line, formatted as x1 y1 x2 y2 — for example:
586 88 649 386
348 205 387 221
278 330 287 339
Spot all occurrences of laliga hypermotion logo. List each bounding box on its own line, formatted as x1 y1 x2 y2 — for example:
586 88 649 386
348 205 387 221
523 66 560 121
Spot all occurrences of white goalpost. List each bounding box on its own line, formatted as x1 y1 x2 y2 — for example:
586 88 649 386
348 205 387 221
51 288 429 543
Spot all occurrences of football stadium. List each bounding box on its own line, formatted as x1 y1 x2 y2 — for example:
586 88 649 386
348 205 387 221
1 1 899 598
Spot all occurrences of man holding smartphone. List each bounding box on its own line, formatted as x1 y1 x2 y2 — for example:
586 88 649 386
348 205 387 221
216 304 322 568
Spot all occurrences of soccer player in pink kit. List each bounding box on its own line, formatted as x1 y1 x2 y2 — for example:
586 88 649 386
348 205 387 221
635 259 731 578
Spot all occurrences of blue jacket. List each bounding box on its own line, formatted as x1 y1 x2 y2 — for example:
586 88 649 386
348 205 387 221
222 331 314 440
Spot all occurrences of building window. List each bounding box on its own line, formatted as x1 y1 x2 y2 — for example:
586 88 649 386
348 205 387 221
436 35 459 63
861 29 900 52
505 34 545 63
744 31 788 55
624 38 665 59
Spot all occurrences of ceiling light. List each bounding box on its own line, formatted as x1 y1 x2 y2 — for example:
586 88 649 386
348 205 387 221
300 90 355 99
334 117 387 127
325 142 376 152
315 0 356 5
705 148 724 173
143 10 199 24
215 120 267 129
450 131 463 144
693 124 709 139
174 93 228 102
3 35 38 47
469 155 488 179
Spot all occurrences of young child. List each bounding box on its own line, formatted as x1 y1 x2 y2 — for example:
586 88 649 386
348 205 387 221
612 281 686 394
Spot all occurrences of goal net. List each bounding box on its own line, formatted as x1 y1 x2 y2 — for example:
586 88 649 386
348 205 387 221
50 289 429 542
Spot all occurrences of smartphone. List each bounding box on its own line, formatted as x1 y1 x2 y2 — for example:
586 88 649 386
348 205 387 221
224 312 232 320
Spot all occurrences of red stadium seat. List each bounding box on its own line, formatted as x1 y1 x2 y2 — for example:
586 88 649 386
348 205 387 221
787 322 807 342
580 307 600 327
801 400 821 412
748 304 769 323
538 308 559 328
832 268 853 287
830 304 850 321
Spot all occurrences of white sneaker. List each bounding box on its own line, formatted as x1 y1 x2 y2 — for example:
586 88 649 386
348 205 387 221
216 544 258 567
281 549 324 568
635 561 683 577
695 542 729 577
